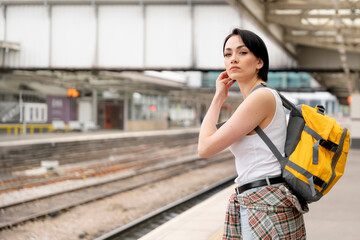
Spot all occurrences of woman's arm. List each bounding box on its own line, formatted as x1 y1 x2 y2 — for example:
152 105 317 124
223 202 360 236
198 71 234 157
198 81 275 158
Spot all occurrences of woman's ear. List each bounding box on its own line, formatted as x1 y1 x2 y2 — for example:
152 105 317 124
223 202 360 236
256 58 264 70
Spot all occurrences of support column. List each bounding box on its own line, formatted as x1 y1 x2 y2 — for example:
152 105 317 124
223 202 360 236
124 92 129 131
195 101 201 127
350 93 360 148
92 89 98 125
350 73 360 148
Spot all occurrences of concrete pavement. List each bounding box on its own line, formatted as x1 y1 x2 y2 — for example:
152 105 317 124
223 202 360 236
304 148 360 239
139 148 360 240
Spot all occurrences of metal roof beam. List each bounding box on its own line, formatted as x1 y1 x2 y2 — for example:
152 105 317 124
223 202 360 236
284 35 360 53
265 0 360 10
266 14 360 32
226 0 297 57
0 0 227 5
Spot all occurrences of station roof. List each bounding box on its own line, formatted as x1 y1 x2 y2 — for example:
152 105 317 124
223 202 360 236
227 0 360 105
1 0 358 104
0 70 185 96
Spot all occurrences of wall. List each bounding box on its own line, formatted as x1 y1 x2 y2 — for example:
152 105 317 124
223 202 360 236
127 120 168 131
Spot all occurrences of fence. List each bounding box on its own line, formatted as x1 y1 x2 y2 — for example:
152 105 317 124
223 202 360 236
0 124 61 135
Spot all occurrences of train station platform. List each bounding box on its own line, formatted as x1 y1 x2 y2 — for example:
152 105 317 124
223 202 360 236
0 128 200 177
0 128 199 146
139 183 234 240
139 148 360 240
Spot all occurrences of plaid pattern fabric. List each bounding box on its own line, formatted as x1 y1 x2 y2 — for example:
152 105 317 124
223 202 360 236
223 184 308 240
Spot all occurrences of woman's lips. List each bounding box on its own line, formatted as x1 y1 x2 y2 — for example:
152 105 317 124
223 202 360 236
230 66 240 71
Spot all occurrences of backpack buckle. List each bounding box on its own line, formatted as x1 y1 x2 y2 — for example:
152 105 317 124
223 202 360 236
316 105 325 115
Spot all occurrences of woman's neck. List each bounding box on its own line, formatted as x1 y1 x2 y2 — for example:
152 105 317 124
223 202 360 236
237 77 264 99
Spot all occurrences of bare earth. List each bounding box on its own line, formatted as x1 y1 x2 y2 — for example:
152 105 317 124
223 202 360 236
0 160 236 240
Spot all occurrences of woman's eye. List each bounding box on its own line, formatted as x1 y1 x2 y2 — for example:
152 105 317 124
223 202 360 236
240 51 248 55
224 53 231 57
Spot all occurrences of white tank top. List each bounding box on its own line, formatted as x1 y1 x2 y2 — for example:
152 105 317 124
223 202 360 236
229 88 286 186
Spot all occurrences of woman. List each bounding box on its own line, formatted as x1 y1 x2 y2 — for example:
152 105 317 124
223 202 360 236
198 28 308 239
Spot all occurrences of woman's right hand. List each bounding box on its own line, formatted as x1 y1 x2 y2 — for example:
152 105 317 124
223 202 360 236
215 71 236 103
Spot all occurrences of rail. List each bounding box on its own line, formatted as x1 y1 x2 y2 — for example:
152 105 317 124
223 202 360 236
0 151 234 229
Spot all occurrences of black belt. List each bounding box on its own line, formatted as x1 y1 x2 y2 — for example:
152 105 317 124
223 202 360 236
235 176 284 195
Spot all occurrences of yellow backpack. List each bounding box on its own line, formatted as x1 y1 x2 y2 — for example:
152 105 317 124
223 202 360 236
255 84 350 203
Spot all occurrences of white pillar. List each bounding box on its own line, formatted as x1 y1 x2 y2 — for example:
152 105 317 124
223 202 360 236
124 92 129 131
92 89 98 125
350 93 360 148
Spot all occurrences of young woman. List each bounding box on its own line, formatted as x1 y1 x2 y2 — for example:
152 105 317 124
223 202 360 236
198 28 308 239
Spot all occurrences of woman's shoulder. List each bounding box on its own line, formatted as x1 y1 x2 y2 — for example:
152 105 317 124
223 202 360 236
252 86 277 97
245 87 276 108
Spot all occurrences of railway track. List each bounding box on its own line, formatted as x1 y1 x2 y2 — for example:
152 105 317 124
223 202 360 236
0 151 234 230
0 143 198 208
0 138 197 194
1 129 199 175
94 174 237 240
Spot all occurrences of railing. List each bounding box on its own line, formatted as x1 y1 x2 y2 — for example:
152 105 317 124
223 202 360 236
0 103 20 123
0 121 99 135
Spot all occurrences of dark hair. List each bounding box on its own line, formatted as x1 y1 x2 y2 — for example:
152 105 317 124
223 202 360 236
223 28 269 82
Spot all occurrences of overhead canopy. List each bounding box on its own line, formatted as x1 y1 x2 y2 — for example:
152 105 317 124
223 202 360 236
1 0 358 104
25 81 68 96
227 0 360 105
0 70 185 96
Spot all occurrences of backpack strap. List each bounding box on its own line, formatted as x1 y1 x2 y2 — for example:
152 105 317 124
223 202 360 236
252 83 298 112
251 83 292 168
254 126 287 168
303 125 323 165
250 83 267 94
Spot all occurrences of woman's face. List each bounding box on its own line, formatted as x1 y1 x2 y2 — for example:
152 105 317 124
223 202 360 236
223 35 263 81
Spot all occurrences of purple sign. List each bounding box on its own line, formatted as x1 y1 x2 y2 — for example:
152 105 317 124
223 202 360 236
46 96 76 123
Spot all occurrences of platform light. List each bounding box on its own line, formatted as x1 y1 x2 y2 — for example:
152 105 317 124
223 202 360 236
68 89 79 98
348 96 352 104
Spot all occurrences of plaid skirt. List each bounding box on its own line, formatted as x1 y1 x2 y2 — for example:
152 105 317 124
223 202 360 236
223 183 309 240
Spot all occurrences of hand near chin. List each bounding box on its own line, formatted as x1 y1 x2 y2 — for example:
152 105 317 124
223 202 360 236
215 71 236 102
